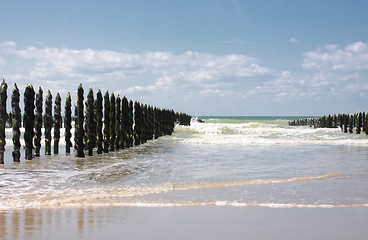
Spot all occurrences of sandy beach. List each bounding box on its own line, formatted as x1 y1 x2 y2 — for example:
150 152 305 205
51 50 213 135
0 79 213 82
1 205 367 240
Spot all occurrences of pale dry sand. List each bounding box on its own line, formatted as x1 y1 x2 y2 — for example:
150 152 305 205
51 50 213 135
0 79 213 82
1 206 367 240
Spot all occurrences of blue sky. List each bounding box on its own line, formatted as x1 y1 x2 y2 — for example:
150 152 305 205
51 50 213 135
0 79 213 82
1 0 368 116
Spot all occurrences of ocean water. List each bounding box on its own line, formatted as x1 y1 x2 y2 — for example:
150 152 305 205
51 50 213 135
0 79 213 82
1 116 368 210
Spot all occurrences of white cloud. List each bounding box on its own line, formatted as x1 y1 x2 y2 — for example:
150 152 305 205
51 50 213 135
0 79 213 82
303 41 368 70
289 38 298 43
0 41 271 107
0 41 17 48
3 41 368 115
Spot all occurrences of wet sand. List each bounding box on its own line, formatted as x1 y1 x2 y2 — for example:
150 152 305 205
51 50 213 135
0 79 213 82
1 206 367 240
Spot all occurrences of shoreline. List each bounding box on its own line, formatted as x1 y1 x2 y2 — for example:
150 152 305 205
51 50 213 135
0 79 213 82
1 205 367 240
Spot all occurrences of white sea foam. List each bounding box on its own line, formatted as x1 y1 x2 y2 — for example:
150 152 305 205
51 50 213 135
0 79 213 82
175 121 368 146
1 118 368 211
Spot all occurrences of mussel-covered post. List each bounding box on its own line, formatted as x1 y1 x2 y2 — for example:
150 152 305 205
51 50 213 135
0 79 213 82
134 101 141 146
86 87 95 156
74 99 78 151
115 95 121 150
76 84 85 157
24 84 35 160
54 93 62 154
349 114 353 133
121 96 128 149
110 93 116 152
148 106 154 140
12 83 21 162
143 104 148 143
103 91 110 153
128 100 134 147
45 90 52 155
65 93 72 153
96 90 103 154
34 87 43 157
154 107 161 139
356 112 362 134
0 80 7 164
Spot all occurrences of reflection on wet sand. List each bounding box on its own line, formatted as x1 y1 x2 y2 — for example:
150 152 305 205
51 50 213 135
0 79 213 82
1 206 368 240
0 207 121 240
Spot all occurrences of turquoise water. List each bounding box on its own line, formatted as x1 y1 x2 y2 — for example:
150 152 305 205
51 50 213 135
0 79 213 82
1 116 368 209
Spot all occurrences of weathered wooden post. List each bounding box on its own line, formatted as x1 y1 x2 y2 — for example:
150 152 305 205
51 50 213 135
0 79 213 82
154 108 161 139
65 93 72 153
0 80 7 164
170 110 175 134
115 95 121 150
121 96 128 149
96 90 103 154
143 104 148 143
12 83 21 162
110 93 116 152
54 93 62 154
74 99 78 151
363 112 367 134
338 113 342 130
85 87 95 156
134 101 140 146
128 100 134 147
343 114 348 133
34 87 43 157
45 90 52 155
356 112 362 134
148 106 154 140
348 114 353 133
24 84 35 160
76 84 85 157
103 91 110 153
153 107 157 137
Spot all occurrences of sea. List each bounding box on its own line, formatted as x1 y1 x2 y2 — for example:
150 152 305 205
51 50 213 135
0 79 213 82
1 116 367 210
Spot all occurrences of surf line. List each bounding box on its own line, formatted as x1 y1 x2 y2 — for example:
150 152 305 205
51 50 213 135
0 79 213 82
170 174 341 191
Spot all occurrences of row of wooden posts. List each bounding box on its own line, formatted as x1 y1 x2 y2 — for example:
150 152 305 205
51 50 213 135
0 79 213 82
288 112 368 134
0 80 192 164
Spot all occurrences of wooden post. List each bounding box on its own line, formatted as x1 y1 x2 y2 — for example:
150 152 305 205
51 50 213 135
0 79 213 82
109 93 116 152
65 93 72 153
356 112 362 134
74 99 78 151
103 91 110 153
121 96 128 149
24 84 35 160
96 90 103 154
54 93 62 154
134 101 140 146
76 84 85 158
0 80 7 164
12 83 21 162
348 114 353 133
343 114 348 133
45 90 52 155
128 100 134 147
115 95 121 150
86 87 95 156
34 87 43 157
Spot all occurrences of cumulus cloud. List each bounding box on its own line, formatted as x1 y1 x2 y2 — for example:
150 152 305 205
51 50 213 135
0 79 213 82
2 40 368 115
0 41 17 48
303 41 368 70
0 41 271 107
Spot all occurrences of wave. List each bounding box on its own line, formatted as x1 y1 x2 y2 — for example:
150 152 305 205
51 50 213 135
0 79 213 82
0 174 342 210
175 122 368 146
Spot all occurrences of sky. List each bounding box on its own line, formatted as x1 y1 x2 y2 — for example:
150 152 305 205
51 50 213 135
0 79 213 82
1 0 368 116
